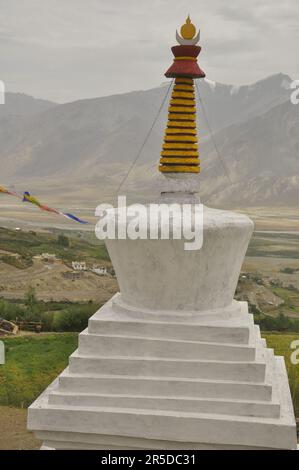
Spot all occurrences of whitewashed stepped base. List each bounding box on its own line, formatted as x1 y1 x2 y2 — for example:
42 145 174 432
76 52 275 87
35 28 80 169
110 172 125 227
28 294 297 449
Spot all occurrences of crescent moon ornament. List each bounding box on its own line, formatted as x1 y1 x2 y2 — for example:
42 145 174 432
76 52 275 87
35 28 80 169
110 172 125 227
176 29 200 45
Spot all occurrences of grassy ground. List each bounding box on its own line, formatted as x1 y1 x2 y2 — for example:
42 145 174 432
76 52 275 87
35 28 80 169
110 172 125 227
0 333 78 407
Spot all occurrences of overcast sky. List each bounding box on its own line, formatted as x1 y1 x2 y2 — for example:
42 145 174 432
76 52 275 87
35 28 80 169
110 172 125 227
0 0 298 103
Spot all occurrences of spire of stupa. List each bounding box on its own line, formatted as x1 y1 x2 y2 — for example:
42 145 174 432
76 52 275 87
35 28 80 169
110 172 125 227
159 16 205 175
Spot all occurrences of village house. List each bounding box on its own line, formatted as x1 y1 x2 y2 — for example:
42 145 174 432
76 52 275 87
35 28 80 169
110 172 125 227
72 261 87 271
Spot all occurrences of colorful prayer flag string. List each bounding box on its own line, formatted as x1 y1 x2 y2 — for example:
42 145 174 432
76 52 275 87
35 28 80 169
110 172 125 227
0 185 21 198
0 186 88 224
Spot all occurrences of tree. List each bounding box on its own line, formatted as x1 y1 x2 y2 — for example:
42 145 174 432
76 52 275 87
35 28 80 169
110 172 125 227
25 286 38 309
57 234 69 247
24 286 40 321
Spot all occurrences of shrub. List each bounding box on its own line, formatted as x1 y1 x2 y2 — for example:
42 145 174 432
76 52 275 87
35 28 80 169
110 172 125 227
281 267 296 274
0 297 98 332
0 298 26 321
256 312 299 332
52 309 92 332
41 311 54 331
57 234 69 247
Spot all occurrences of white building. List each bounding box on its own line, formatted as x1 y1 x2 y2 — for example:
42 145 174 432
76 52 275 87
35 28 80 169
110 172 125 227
92 266 108 276
72 261 87 271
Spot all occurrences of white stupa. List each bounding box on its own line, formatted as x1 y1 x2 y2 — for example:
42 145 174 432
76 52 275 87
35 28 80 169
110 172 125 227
28 17 297 450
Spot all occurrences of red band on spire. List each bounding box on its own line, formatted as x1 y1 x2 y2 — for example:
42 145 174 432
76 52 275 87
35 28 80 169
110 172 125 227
165 45 205 79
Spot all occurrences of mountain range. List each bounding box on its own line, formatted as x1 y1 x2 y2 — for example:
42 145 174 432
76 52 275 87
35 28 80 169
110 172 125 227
0 73 298 208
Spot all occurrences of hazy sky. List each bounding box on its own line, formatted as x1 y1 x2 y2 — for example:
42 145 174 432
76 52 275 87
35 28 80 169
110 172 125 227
0 0 298 102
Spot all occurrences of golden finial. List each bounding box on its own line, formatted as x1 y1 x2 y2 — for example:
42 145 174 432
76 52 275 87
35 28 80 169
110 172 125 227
180 15 196 40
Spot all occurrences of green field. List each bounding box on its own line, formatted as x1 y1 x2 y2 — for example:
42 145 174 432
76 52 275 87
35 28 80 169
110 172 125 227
247 233 299 259
0 334 78 407
0 332 298 417
0 226 109 263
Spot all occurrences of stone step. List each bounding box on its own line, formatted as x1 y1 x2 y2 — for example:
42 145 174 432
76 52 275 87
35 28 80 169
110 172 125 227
88 318 251 344
28 401 297 449
48 391 280 418
59 370 272 401
111 296 251 324
78 332 256 361
69 353 266 382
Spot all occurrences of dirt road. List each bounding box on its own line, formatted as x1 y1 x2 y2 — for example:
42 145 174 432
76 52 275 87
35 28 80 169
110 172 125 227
0 406 41 450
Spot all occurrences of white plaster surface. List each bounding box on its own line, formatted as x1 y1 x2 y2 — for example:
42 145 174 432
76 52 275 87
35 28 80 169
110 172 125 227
156 172 200 195
106 206 254 311
27 204 298 449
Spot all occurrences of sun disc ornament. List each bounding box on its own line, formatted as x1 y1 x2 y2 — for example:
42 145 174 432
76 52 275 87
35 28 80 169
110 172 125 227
176 15 200 45
180 15 196 39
